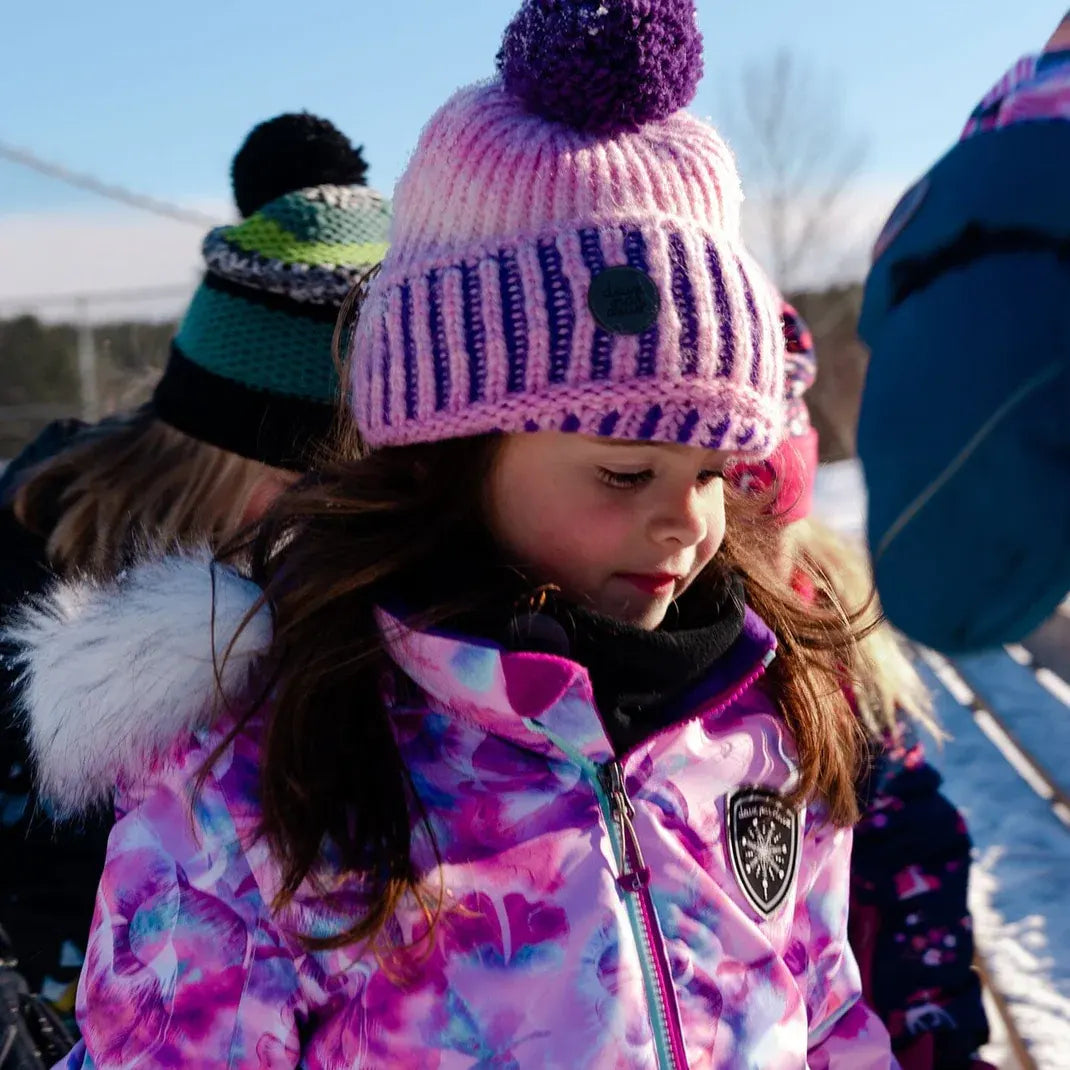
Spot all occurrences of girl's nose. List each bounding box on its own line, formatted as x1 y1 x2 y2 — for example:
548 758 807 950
650 484 711 548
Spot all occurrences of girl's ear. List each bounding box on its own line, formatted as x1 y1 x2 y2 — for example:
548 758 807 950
242 468 298 528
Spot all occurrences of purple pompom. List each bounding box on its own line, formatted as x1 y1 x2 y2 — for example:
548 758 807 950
497 0 704 135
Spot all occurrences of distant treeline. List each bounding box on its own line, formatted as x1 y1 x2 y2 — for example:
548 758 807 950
0 316 173 458
788 284 868 464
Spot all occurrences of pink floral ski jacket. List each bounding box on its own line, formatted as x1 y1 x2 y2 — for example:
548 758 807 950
10 556 896 1069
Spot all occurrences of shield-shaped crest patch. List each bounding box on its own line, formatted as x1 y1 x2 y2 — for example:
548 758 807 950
725 787 800 917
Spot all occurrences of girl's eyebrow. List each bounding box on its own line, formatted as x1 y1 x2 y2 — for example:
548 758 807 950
588 438 669 450
587 439 693 458
581 437 730 466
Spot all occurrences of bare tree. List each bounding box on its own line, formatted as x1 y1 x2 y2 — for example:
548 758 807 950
717 51 873 461
728 50 868 293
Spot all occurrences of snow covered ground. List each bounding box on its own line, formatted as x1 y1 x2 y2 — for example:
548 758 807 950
814 461 1070 1070
812 459 868 541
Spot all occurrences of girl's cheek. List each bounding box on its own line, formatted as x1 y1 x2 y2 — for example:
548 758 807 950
576 511 635 562
567 497 625 533
706 520 729 561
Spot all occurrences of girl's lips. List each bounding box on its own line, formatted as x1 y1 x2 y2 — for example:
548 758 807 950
616 572 680 596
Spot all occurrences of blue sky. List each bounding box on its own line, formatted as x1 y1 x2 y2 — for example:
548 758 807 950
0 0 1064 303
3 0 1063 208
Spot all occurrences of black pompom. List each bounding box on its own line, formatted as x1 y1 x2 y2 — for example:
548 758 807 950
230 112 368 217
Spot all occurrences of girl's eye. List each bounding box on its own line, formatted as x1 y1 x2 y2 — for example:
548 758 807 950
598 468 653 490
598 468 723 490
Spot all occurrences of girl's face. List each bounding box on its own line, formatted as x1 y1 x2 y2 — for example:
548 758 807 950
487 432 734 629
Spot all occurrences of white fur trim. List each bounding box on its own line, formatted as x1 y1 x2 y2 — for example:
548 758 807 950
4 552 272 815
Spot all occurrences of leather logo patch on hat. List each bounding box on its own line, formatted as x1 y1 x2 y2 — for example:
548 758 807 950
588 266 661 335
725 787 800 918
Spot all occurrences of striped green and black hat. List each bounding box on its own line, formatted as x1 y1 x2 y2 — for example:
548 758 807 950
153 113 391 470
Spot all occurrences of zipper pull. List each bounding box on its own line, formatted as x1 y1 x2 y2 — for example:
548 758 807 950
599 761 650 893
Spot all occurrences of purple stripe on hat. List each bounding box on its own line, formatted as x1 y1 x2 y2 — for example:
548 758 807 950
561 413 581 432
737 266 763 389
379 318 391 427
525 419 540 432
598 411 620 437
460 261 487 403
498 249 529 394
677 408 700 444
704 413 732 448
704 242 735 379
400 283 418 420
668 233 699 376
537 239 575 384
638 404 663 440
427 269 451 411
623 228 659 377
579 228 613 380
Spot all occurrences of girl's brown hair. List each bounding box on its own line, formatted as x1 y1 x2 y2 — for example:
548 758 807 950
218 415 873 953
14 413 276 581
786 516 939 741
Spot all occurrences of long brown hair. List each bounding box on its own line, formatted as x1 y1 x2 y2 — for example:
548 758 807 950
786 516 939 741
14 413 274 581
216 411 871 952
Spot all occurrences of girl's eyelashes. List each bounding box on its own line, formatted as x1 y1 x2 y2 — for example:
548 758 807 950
598 467 653 490
597 467 725 490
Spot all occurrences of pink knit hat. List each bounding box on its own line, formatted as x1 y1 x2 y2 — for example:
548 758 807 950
351 0 785 454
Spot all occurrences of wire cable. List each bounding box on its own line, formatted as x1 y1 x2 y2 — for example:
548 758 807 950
0 140 224 227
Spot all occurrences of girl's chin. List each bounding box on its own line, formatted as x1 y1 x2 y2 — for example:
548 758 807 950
622 610 668 631
593 590 672 630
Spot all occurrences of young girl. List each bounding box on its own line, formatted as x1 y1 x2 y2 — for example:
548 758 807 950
735 304 992 1070
0 111 389 1016
11 3 895 1066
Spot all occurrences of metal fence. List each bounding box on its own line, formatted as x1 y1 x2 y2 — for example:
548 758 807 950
0 285 192 453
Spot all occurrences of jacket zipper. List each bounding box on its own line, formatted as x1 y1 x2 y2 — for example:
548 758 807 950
522 648 776 1070
521 722 688 1070
596 759 689 1070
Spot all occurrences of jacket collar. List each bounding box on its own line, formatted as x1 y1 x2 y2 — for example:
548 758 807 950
11 544 777 821
377 606 776 764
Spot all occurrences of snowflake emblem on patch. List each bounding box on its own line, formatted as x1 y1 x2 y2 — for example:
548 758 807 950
726 788 800 917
